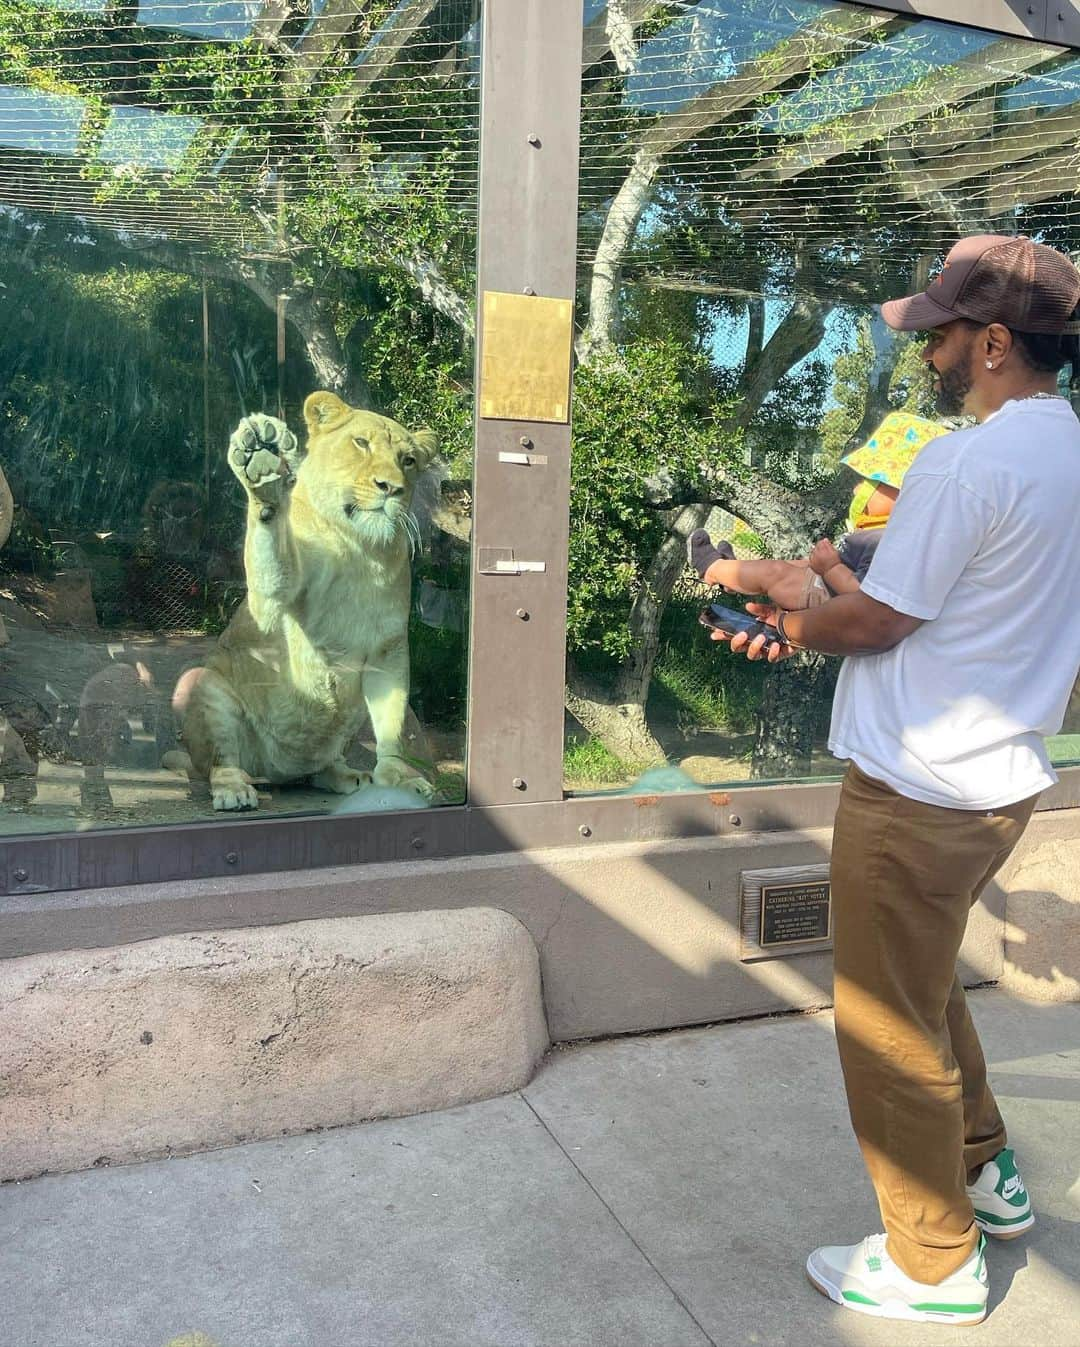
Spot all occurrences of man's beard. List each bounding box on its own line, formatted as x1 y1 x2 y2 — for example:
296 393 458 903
931 341 974 415
933 364 971 415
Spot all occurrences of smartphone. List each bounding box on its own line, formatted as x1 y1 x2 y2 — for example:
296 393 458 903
698 603 783 650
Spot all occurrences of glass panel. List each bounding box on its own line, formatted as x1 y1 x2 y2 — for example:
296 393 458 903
568 0 1080 794
0 0 479 833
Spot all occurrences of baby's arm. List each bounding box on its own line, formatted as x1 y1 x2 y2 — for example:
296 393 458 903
809 539 860 595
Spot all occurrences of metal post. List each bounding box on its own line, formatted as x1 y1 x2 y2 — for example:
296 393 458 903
845 0 1051 42
202 281 211 508
276 176 287 419
465 0 584 807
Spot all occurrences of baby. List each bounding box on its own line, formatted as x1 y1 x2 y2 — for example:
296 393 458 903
689 412 943 608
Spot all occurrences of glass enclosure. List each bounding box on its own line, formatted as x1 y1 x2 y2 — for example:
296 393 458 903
2 0 1079 839
566 0 1080 794
0 0 479 832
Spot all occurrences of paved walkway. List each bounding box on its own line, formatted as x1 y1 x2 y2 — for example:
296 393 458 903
2 990 1078 1347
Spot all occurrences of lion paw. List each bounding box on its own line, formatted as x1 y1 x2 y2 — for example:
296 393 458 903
228 415 300 505
373 756 436 799
211 767 260 811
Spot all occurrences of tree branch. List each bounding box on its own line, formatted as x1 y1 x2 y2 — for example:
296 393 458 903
879 135 982 236
640 290 861 551
284 0 372 99
624 270 875 307
745 296 765 369
733 296 827 429
741 38 1058 186
581 1 666 72
119 238 375 404
615 502 707 702
579 4 899 358
252 0 309 48
905 96 1080 194
283 289 374 404
645 460 855 555
988 142 1080 213
389 247 475 338
325 0 443 127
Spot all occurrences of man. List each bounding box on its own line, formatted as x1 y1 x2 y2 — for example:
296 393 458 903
717 235 1080 1326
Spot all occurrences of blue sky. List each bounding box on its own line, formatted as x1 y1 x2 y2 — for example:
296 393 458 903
0 85 201 169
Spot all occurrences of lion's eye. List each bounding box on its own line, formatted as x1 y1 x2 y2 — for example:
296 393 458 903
352 436 370 451
402 454 416 468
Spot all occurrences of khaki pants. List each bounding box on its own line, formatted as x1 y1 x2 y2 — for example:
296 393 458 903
830 763 1038 1284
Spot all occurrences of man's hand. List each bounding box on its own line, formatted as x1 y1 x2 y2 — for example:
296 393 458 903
708 602 798 663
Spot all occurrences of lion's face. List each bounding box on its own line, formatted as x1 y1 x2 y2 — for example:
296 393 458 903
301 392 438 549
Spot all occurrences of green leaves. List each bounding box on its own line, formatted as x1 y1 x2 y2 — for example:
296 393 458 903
568 340 725 660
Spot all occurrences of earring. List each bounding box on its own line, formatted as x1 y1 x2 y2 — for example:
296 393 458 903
985 361 994 369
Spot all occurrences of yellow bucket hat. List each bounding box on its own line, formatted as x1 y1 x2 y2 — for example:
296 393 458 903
841 411 945 490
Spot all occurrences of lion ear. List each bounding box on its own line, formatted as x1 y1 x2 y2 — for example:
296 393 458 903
304 392 351 433
411 428 439 466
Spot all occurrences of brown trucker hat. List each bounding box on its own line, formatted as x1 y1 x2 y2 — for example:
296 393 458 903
882 234 1080 335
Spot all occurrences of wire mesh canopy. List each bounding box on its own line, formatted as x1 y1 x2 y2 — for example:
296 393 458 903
0 0 482 247
579 1 1080 305
0 0 1077 290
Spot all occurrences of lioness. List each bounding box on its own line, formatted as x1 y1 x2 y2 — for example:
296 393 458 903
178 392 437 811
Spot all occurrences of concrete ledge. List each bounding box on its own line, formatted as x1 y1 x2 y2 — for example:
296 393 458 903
1 817 1022 1039
999 812 1080 1002
0 906 549 1181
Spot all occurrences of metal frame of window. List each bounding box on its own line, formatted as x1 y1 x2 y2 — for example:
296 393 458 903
2 0 1079 901
851 1 1080 46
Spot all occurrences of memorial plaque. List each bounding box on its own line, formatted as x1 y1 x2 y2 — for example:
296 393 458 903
759 881 831 948
479 291 574 423
739 863 833 962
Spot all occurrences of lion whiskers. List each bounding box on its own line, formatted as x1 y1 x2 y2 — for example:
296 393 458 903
401 509 422 558
350 501 422 556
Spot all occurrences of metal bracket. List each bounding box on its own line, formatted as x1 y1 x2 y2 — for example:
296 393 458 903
498 451 549 466
477 547 547 575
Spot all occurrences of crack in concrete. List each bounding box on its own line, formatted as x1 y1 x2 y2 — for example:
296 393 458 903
258 962 307 1049
518 1092 718 1347
254 952 379 1050
536 893 571 949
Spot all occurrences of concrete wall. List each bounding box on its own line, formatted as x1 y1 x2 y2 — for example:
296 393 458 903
6 806 1076 1041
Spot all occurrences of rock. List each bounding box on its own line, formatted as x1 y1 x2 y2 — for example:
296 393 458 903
0 907 548 1181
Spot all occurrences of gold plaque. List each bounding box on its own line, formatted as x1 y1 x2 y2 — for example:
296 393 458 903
480 291 574 423
759 881 832 948
739 863 833 963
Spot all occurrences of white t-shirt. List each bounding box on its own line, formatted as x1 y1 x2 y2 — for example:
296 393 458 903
829 396 1080 809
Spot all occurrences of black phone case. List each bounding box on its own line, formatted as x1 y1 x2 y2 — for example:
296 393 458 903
698 604 783 647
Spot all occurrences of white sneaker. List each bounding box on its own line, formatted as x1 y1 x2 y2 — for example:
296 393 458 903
966 1147 1034 1239
806 1232 988 1325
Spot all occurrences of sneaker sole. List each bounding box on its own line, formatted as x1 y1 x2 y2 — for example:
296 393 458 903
975 1209 1035 1240
805 1261 987 1326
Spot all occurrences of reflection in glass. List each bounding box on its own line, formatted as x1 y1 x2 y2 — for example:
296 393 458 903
568 0 1080 794
0 0 480 832
97 107 201 171
0 85 83 155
